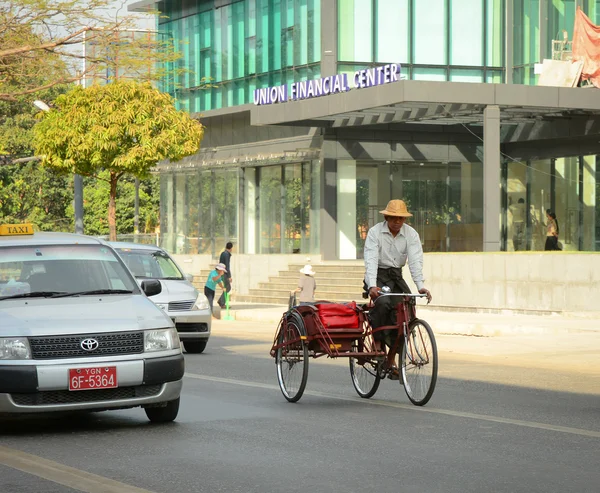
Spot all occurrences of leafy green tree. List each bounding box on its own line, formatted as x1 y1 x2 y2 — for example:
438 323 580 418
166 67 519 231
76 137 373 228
34 80 204 240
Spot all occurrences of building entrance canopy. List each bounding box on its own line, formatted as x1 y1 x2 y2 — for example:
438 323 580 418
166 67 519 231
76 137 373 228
251 80 600 128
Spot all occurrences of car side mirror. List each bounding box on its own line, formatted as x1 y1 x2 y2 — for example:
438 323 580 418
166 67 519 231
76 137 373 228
141 279 162 297
184 273 194 282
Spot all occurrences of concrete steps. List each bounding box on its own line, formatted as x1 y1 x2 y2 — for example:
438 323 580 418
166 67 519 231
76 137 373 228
232 262 366 305
190 261 366 305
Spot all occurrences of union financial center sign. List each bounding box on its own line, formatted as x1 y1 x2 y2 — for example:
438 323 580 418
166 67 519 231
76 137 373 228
253 63 401 106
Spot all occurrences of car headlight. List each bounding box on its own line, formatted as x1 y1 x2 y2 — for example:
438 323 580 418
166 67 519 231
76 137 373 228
155 303 168 311
193 293 210 311
144 328 180 352
0 338 32 360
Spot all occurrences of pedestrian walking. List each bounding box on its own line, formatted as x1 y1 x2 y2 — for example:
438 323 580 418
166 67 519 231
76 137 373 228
205 263 227 315
292 264 316 305
218 242 233 308
544 210 560 251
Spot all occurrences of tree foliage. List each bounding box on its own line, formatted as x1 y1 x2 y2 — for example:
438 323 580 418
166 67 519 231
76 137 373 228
34 80 204 240
0 0 181 102
83 172 159 236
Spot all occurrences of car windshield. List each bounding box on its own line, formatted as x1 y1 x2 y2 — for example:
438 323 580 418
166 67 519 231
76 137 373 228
116 249 184 280
0 244 139 300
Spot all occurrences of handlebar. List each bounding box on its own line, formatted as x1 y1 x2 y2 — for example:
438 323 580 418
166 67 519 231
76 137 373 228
376 293 427 298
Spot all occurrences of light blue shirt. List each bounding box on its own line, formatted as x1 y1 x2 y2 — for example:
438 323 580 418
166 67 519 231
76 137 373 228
205 269 224 291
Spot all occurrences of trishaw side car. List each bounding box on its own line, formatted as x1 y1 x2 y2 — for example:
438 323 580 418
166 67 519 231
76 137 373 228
269 293 438 406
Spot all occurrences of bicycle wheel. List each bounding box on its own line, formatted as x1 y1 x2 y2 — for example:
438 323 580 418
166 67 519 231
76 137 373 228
349 338 381 399
401 319 438 406
275 313 309 403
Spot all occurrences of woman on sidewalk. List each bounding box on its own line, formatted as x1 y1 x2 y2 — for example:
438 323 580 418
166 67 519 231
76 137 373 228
205 263 227 315
292 264 316 306
544 210 560 251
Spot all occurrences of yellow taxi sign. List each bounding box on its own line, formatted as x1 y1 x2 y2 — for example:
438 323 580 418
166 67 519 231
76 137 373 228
0 223 35 236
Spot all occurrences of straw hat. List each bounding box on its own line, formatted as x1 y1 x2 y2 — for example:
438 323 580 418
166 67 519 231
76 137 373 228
299 264 315 276
379 199 413 217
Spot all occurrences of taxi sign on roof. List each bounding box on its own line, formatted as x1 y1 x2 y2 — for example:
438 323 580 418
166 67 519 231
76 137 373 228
0 223 35 236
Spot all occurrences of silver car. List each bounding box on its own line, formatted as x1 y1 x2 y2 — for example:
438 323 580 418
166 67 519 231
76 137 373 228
0 226 183 422
110 242 211 354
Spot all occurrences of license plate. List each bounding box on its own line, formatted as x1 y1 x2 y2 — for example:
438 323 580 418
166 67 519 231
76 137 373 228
69 366 117 391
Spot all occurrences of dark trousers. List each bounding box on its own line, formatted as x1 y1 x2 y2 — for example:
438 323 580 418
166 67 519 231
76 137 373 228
204 286 216 313
367 267 411 346
544 236 559 251
217 278 231 307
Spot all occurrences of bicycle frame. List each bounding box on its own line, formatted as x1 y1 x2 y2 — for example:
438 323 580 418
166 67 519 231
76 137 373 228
369 293 425 371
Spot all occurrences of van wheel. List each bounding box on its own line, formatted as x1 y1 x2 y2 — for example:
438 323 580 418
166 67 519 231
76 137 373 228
184 340 207 354
144 398 180 423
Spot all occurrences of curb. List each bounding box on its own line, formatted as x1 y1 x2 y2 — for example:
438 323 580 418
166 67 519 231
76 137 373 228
226 306 600 337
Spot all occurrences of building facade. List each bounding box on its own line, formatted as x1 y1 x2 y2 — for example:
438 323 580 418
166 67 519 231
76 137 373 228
132 0 600 259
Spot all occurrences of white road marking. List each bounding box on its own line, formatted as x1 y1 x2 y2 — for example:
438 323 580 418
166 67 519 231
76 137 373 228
184 372 600 439
0 445 156 493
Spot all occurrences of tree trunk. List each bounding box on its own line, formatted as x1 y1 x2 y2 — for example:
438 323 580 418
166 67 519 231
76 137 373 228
108 172 118 241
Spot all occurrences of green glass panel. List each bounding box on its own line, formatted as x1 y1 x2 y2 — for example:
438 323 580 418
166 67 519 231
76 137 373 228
449 69 484 83
376 0 409 63
486 0 504 67
450 0 483 65
338 0 372 62
412 67 446 81
414 0 446 64
159 0 321 111
513 0 539 68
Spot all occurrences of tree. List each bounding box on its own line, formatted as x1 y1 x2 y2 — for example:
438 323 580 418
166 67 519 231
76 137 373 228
1 0 181 102
34 80 204 240
82 172 159 237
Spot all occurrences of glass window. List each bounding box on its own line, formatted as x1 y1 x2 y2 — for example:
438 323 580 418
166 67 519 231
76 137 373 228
513 0 540 69
376 0 409 64
555 157 581 251
412 67 446 81
450 0 483 66
450 69 484 83
486 0 504 66
413 0 446 64
0 246 138 297
338 0 373 62
160 0 321 111
259 166 283 254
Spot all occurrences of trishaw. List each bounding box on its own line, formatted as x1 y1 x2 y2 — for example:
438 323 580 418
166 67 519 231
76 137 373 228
269 292 438 406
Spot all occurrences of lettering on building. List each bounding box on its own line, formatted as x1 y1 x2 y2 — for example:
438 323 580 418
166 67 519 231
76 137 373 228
253 63 401 106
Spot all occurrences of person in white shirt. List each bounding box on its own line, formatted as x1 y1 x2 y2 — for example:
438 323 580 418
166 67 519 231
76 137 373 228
364 199 432 345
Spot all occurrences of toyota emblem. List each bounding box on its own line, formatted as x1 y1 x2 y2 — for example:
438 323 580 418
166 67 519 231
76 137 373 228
80 338 99 351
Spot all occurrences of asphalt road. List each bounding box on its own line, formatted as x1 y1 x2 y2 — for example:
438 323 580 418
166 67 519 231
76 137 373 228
1 322 599 493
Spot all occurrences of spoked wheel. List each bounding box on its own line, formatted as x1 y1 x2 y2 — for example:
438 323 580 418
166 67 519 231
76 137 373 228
401 319 438 406
349 338 381 399
275 313 309 403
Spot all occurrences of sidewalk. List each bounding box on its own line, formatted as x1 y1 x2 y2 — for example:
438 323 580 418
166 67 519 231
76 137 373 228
215 302 600 336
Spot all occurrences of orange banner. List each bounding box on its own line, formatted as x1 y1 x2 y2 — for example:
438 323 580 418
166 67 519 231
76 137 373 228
572 7 600 88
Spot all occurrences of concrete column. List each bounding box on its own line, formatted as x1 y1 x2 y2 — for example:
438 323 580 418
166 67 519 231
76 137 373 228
320 156 337 260
320 0 337 77
337 160 357 259
582 155 596 251
483 105 501 251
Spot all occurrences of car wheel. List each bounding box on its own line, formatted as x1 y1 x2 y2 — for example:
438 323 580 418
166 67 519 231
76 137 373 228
144 397 180 423
184 340 207 354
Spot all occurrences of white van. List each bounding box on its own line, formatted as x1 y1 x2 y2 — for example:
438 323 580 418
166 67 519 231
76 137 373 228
0 225 184 423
